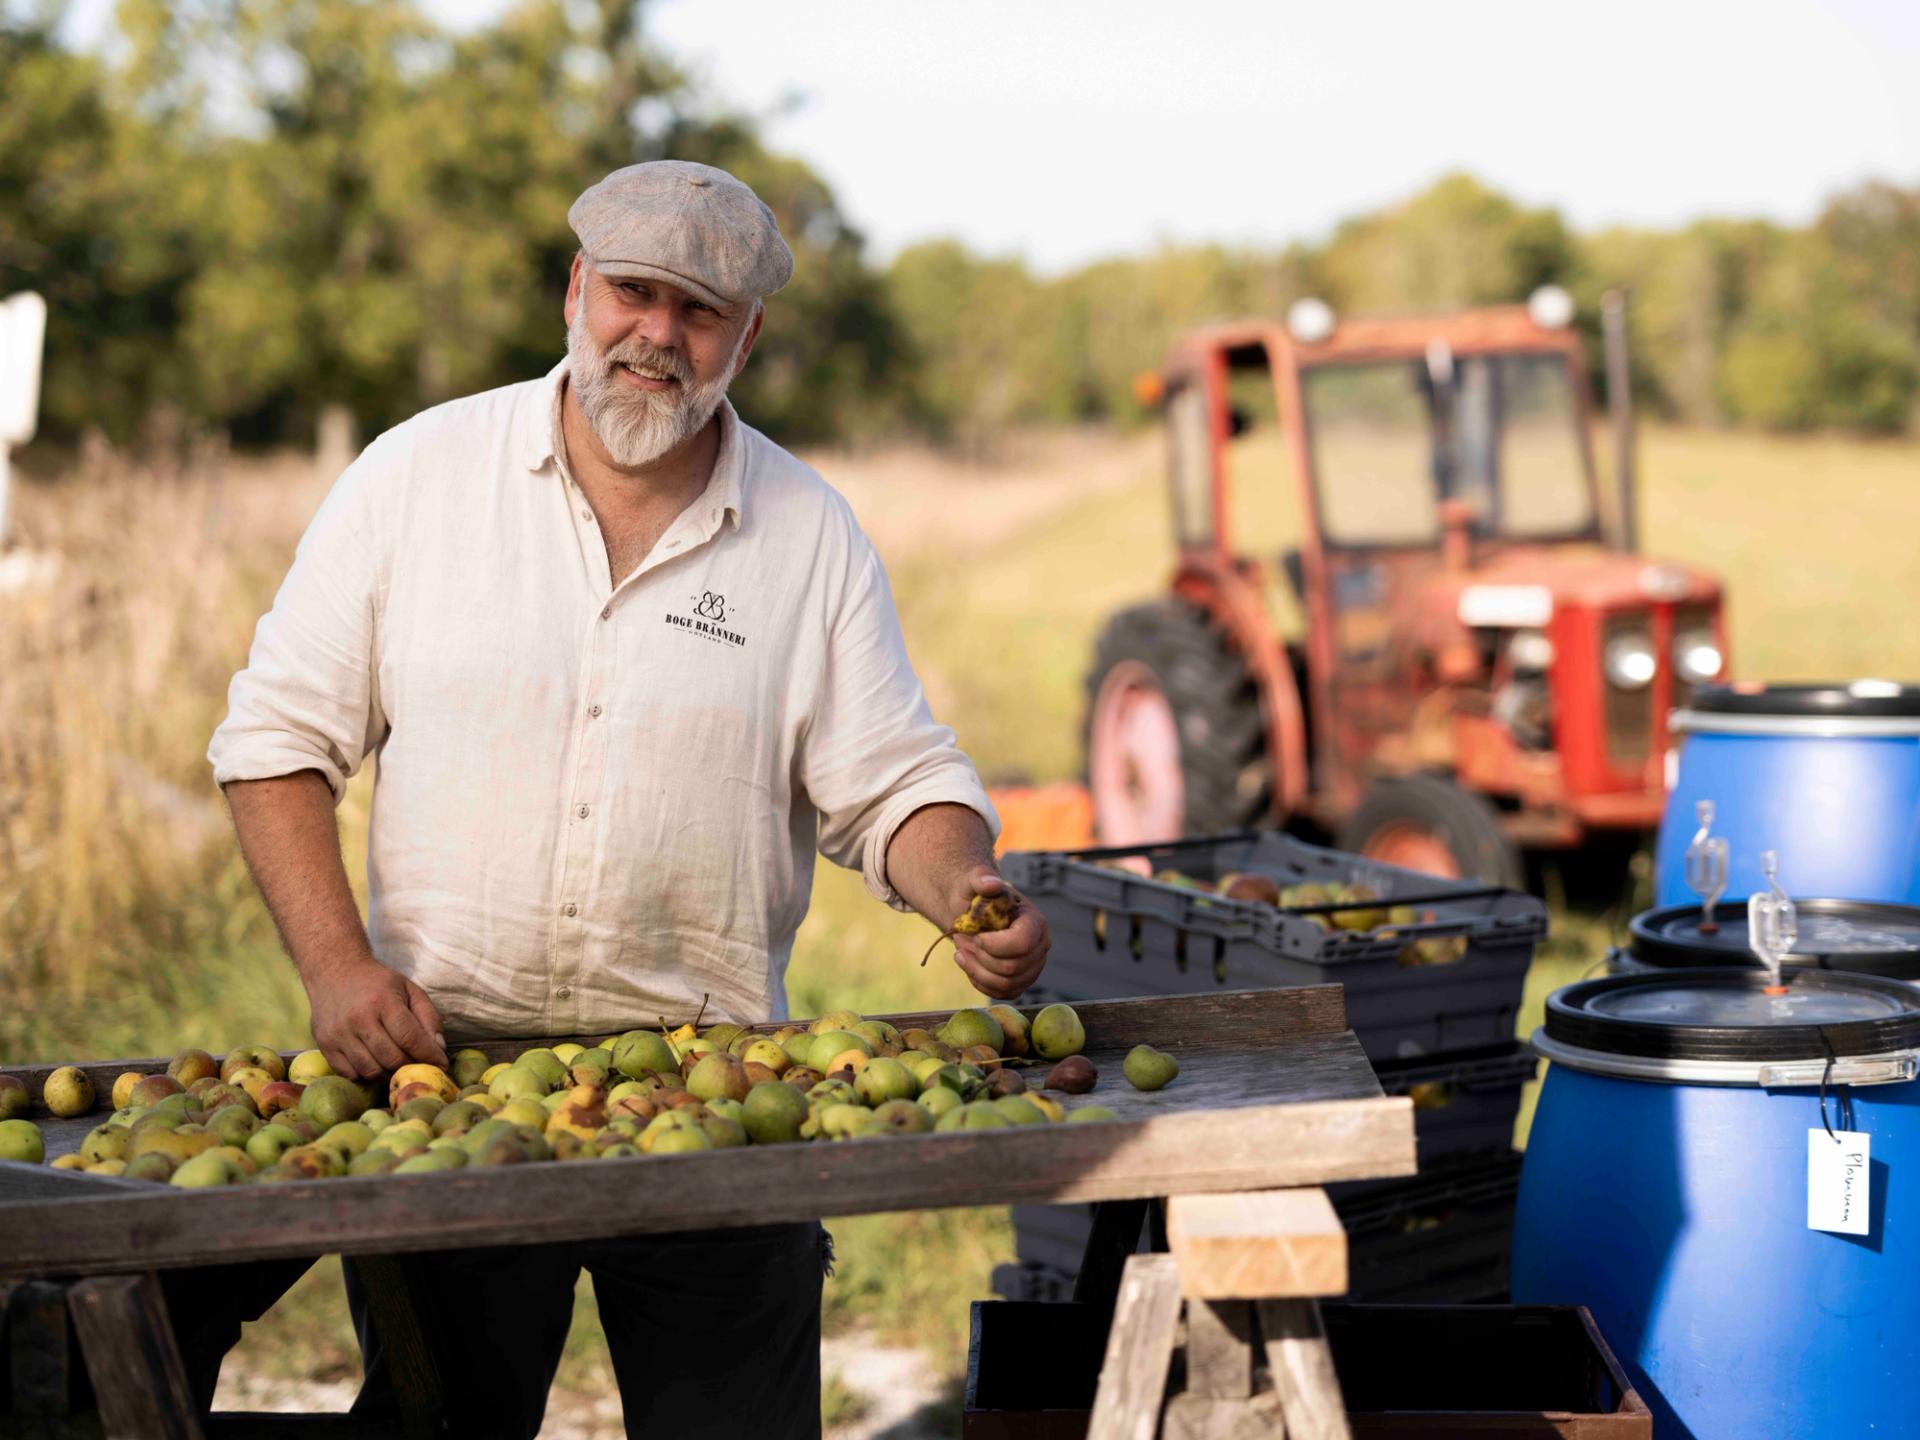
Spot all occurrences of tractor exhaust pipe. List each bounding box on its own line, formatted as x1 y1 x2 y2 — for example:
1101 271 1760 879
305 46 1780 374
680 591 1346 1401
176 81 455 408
1602 288 1638 554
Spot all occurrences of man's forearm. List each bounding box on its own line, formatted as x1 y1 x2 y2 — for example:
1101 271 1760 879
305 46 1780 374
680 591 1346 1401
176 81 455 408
884 802 997 925
223 771 374 983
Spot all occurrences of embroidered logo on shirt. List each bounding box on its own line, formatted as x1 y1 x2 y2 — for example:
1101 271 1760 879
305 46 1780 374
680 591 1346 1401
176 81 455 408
666 591 747 648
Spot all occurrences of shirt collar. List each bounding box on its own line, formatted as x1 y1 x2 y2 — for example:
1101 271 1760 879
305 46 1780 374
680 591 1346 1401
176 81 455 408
522 358 746 532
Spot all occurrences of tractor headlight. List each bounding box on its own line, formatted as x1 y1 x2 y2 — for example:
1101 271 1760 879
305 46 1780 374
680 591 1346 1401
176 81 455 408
1674 628 1723 685
1603 631 1657 690
1508 629 1555 672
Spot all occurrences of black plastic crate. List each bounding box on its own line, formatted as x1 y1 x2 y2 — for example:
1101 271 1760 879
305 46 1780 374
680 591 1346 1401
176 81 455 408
1331 1149 1522 1304
1373 1041 1537 1165
1003 829 1547 1062
964 1299 1650 1439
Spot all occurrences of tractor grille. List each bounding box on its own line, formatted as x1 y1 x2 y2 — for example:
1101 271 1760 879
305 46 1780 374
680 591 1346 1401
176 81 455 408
1671 604 1719 711
1602 614 1654 769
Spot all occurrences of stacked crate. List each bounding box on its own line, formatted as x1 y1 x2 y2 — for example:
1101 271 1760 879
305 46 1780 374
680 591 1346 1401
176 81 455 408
993 829 1546 1307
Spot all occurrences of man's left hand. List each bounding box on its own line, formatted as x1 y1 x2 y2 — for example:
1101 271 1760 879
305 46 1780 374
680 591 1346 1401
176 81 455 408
949 868 1049 1000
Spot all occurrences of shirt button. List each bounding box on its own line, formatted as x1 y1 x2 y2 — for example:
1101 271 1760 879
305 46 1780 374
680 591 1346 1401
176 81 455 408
582 510 594 523
577 804 591 819
563 902 578 917
600 606 612 620
556 986 572 1000
589 704 602 718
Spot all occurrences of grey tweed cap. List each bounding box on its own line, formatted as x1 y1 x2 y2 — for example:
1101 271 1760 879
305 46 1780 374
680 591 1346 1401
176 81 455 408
568 160 794 308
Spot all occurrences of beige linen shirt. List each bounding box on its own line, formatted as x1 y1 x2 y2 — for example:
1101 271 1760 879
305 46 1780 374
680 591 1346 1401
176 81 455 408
209 362 996 1038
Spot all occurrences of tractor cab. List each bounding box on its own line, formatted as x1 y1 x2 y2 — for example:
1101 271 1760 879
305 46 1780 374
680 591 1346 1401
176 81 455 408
1088 291 1726 882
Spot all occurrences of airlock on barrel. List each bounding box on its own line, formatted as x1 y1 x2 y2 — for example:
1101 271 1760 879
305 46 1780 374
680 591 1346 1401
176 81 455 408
1685 800 1729 935
1747 850 1796 994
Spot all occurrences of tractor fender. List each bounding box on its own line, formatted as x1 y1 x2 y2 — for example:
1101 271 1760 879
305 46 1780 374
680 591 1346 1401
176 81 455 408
1172 558 1309 817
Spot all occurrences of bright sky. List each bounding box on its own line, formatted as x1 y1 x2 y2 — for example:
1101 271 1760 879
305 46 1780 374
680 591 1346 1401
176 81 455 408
55 0 1920 272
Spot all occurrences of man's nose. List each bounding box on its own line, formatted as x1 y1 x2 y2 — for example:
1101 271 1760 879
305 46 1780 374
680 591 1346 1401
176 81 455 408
634 299 685 354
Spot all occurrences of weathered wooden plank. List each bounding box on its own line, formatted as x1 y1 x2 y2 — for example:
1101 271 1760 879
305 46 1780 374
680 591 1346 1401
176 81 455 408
7 1282 75 1418
0 1163 152 1202
1184 1299 1255 1399
1162 1392 1285 1440
1 986 1349 1098
1168 1190 1348 1300
1086 1254 1183 1440
345 1259 442 1440
65 1274 204 1440
0 1088 1409 1280
1258 1298 1350 1440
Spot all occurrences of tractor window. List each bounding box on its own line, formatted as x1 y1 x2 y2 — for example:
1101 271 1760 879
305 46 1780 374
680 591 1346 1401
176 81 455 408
1167 382 1214 548
1302 362 1439 547
1487 353 1595 537
1223 366 1301 558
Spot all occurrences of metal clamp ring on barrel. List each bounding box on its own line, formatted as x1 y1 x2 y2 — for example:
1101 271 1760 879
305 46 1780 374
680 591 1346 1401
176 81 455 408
1531 1030 1920 1088
1670 708 1920 739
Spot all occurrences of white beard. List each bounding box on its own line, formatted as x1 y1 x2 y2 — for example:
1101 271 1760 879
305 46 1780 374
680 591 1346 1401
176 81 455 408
565 304 747 468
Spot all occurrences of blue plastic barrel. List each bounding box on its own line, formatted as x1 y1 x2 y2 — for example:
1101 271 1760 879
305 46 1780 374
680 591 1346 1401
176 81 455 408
1655 683 1920 907
1514 969 1920 1439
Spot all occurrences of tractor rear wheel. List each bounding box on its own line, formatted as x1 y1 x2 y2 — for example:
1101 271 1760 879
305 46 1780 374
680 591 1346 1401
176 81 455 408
1337 775 1522 888
1085 601 1270 844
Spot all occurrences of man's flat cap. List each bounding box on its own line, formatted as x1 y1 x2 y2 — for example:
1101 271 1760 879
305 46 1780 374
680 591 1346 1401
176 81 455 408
569 160 794 308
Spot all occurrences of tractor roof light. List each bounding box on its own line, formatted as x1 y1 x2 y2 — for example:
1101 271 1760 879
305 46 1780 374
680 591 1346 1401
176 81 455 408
1287 297 1336 344
1528 285 1576 330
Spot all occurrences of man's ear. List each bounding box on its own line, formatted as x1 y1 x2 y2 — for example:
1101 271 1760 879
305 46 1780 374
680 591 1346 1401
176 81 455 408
564 254 586 329
732 303 766 377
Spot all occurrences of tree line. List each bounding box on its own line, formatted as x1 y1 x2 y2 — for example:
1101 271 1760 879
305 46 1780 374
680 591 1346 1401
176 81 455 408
5 2 1917 458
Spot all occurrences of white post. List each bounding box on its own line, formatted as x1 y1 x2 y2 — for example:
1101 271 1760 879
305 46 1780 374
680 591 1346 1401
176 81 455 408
0 291 49 550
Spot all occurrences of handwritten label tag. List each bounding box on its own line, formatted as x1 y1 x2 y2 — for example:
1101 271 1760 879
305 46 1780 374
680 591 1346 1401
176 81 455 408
1808 1129 1872 1236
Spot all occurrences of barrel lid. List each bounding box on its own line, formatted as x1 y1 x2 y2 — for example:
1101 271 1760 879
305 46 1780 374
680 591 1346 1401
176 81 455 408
1685 681 1920 718
1629 899 1920 979
1536 968 1920 1085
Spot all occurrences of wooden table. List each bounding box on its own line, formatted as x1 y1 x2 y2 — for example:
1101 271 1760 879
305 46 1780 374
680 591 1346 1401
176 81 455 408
0 986 1414 1438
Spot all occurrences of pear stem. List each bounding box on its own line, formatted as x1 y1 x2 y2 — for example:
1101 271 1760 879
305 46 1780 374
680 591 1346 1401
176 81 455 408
919 929 958 968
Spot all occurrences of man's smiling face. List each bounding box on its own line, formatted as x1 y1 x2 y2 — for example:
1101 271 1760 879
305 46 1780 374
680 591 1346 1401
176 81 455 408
563 257 762 468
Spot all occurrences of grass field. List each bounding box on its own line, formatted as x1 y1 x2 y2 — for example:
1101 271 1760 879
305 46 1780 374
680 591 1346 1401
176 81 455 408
3 420 1917 1432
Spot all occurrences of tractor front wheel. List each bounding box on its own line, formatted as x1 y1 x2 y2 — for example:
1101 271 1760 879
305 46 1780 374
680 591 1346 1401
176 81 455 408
1337 775 1522 888
1085 601 1270 845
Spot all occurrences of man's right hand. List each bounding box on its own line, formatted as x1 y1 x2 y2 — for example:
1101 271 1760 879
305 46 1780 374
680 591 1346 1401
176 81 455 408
304 954 449 1080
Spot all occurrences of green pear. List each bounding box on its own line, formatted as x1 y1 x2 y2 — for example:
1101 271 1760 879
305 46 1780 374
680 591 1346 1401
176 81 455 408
917 1086 962 1120
650 1127 712 1154
245 1123 303 1169
1123 1045 1179 1092
320 1121 374 1158
394 1148 467 1174
1030 1004 1085 1061
80 1123 131 1165
170 1151 242 1187
781 1034 816 1065
854 1057 917 1106
807 1031 872 1071
687 1054 752 1104
0 1075 29 1121
448 1048 492 1088
487 1066 550 1104
0 1118 45 1164
938 1009 1005 1053
611 1031 679 1079
742 1082 809 1144
870 1099 933 1134
1067 1106 1122 1123
935 1102 1009 1132
991 1095 1048 1125
348 1149 403 1176
808 1009 864 1036
299 1076 368 1129
513 1049 568 1089
205 1105 261 1148
819 1103 874 1139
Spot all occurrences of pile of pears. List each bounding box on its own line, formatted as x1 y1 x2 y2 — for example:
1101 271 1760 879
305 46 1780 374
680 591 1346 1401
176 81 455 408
1143 869 1468 967
0 1001 1183 1188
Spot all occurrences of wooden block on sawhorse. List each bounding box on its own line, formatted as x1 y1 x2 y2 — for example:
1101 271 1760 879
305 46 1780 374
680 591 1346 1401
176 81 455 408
1166 1189 1346 1299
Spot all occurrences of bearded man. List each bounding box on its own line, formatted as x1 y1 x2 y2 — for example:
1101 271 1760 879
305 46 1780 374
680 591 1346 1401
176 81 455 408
207 160 1049 1438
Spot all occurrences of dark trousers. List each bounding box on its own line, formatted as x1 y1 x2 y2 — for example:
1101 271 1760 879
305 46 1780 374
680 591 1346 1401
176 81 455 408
343 1223 830 1440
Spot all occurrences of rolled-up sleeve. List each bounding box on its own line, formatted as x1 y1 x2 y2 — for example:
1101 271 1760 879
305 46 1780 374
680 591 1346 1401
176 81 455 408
803 539 999 910
208 456 386 802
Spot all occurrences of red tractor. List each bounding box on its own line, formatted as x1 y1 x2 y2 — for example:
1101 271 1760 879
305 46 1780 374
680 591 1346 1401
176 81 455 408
1086 291 1727 884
